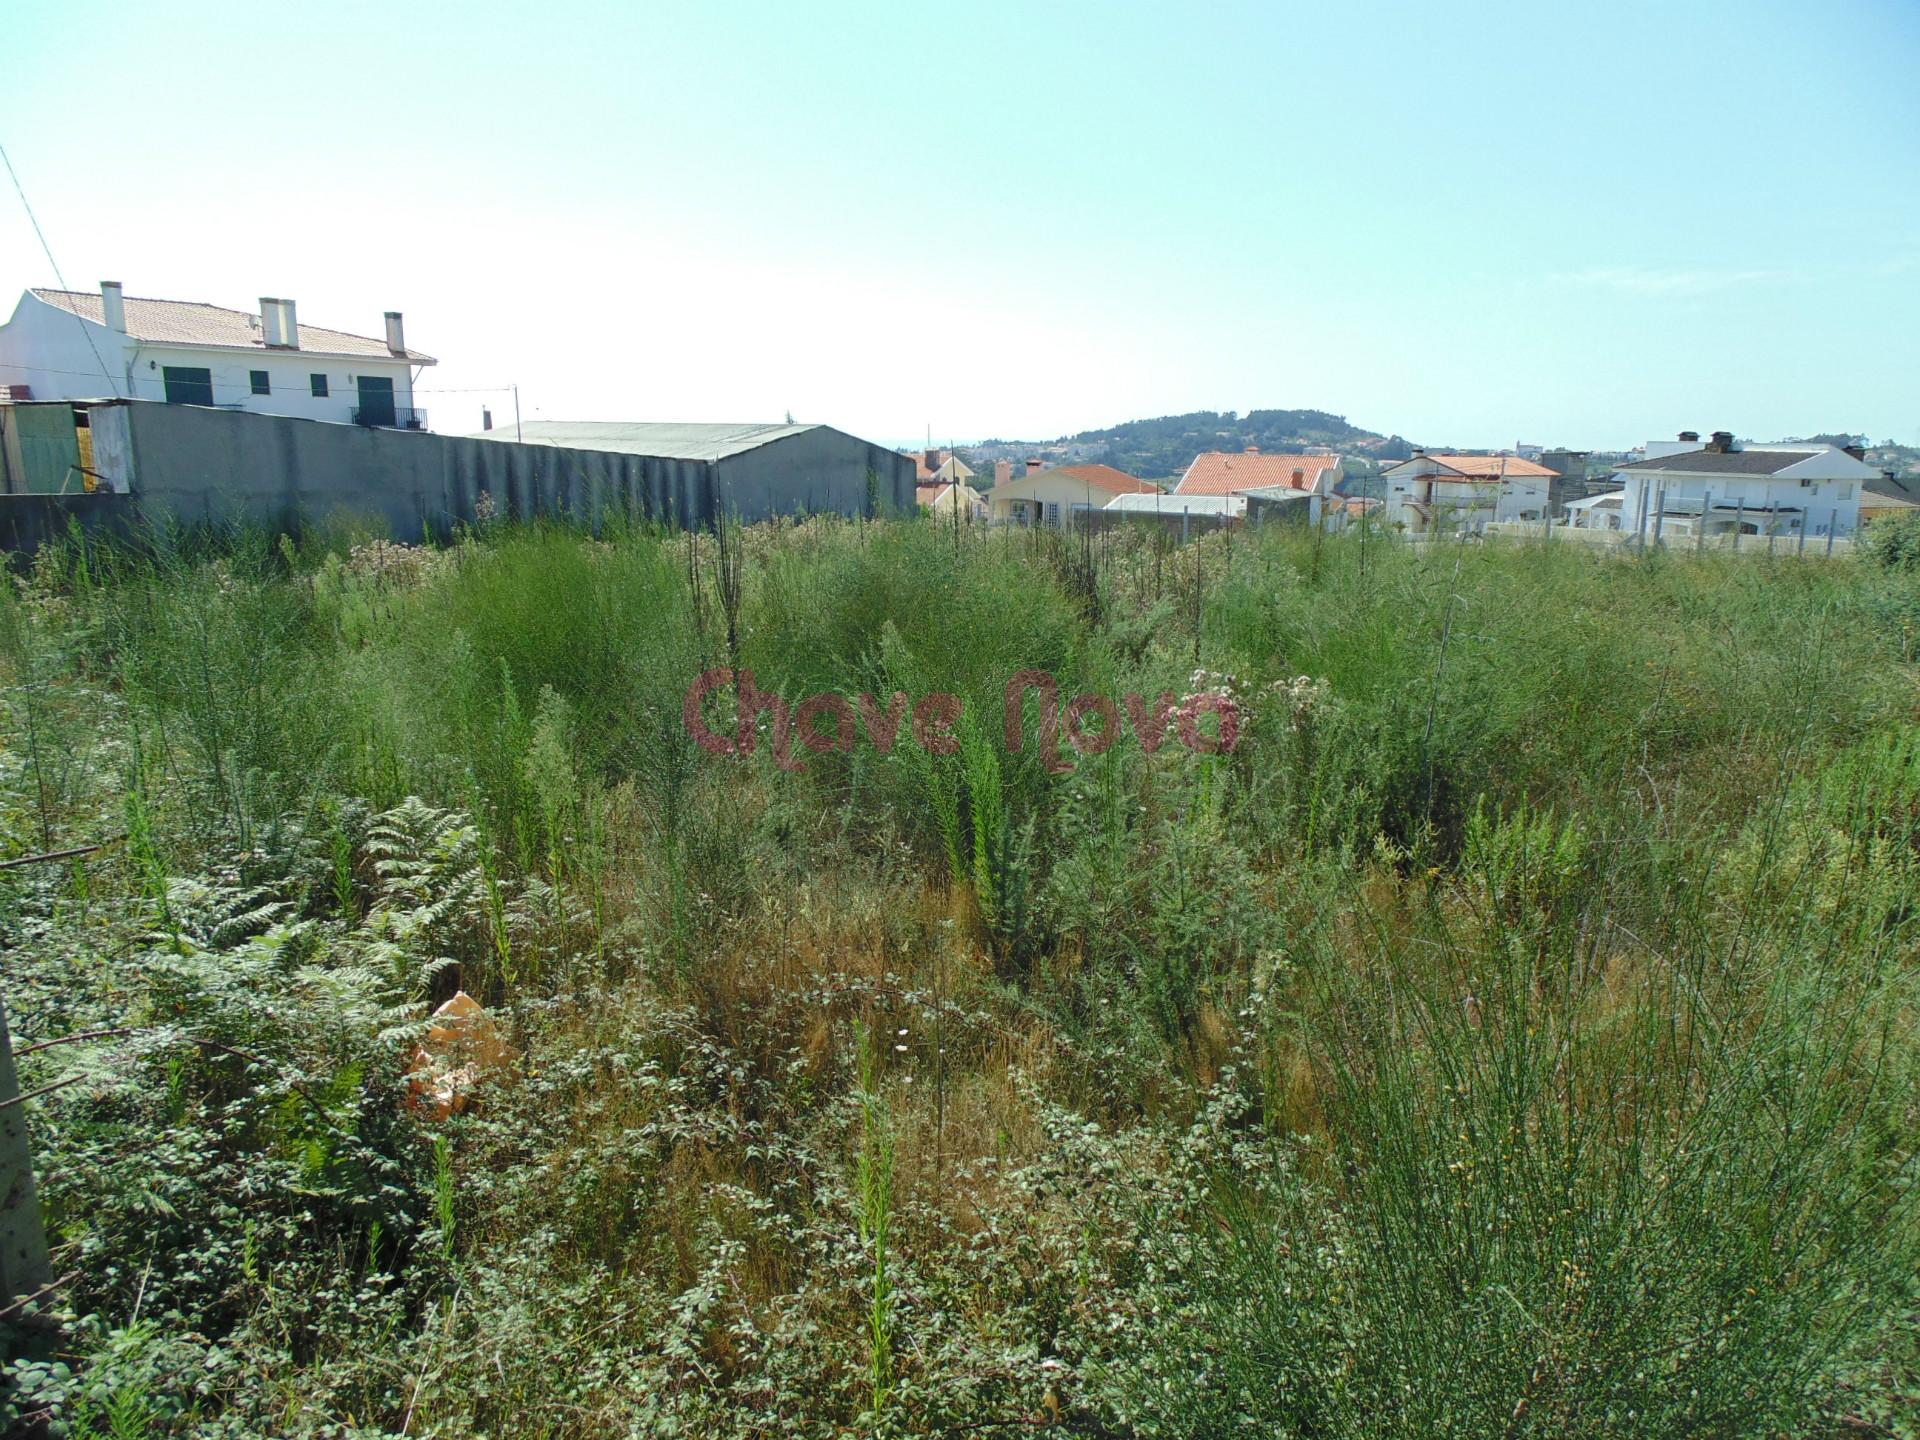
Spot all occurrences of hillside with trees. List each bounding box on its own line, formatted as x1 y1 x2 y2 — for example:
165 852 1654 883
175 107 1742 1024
969 409 1418 480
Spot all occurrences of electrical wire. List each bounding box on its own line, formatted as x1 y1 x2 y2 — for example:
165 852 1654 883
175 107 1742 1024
0 140 120 396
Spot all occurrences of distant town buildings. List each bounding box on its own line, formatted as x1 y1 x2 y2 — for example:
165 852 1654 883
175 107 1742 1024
0 284 433 429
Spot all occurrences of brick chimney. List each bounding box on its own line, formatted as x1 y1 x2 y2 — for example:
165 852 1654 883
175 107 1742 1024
993 460 1012 488
927 447 944 470
1706 431 1734 454
1026 457 1043 475
1842 443 1866 461
1678 430 1700 443
384 311 407 355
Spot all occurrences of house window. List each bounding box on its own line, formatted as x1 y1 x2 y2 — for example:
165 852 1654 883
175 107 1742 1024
1044 502 1060 527
161 366 214 406
249 370 270 395
310 374 329 397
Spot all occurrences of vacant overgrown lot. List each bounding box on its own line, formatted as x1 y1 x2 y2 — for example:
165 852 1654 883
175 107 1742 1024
2 515 1918 1438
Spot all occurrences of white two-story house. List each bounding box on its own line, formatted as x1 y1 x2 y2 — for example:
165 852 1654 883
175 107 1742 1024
0 283 434 428
1380 452 1559 533
1595 431 1877 541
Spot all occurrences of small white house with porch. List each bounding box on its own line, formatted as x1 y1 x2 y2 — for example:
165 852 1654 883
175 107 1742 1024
987 462 1160 528
1583 431 1876 542
0 284 434 429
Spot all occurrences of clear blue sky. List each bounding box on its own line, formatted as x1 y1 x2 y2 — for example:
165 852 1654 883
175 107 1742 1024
3 0 1916 448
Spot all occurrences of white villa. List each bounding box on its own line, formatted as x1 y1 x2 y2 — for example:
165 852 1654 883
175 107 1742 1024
0 284 434 429
1380 452 1559 533
1571 431 1877 541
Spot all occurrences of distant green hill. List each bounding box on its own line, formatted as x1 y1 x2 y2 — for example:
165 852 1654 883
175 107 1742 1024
1054 409 1413 480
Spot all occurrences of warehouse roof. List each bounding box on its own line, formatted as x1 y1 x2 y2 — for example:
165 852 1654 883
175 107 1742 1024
472 421 819 462
30 288 435 363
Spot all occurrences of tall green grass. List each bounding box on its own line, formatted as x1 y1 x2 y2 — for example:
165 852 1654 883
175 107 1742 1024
3 516 1917 1438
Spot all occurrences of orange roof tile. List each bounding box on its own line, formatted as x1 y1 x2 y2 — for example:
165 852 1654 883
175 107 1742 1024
1416 454 1559 478
1037 463 1160 496
1175 451 1340 497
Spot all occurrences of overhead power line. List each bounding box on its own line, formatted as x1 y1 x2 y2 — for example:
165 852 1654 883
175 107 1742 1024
0 140 119 396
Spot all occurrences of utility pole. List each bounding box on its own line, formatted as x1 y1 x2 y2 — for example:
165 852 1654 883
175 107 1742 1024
0 985 52 1306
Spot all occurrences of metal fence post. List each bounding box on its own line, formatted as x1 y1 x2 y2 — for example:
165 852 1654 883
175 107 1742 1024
1 986 53 1305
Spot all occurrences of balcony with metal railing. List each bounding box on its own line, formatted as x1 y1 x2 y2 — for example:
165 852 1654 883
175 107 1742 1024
350 405 428 430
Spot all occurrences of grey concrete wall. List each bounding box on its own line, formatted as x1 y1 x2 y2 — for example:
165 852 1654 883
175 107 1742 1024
0 493 139 555
71 401 909 542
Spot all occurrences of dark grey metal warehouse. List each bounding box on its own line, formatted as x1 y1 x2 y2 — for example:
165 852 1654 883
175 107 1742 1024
477 421 914 529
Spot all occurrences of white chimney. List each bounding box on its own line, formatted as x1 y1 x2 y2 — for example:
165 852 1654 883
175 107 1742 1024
383 310 406 355
260 297 299 349
100 281 126 333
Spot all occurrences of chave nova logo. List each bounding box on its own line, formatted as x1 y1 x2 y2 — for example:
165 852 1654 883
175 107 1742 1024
683 668 1240 773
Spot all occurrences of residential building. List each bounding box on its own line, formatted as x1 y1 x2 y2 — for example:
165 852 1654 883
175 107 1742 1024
917 478 986 521
1588 431 1878 541
1174 447 1344 500
1536 448 1592 510
987 461 1159 528
905 447 976 487
1561 492 1626 531
1860 473 1919 526
1380 452 1559 533
0 284 434 428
